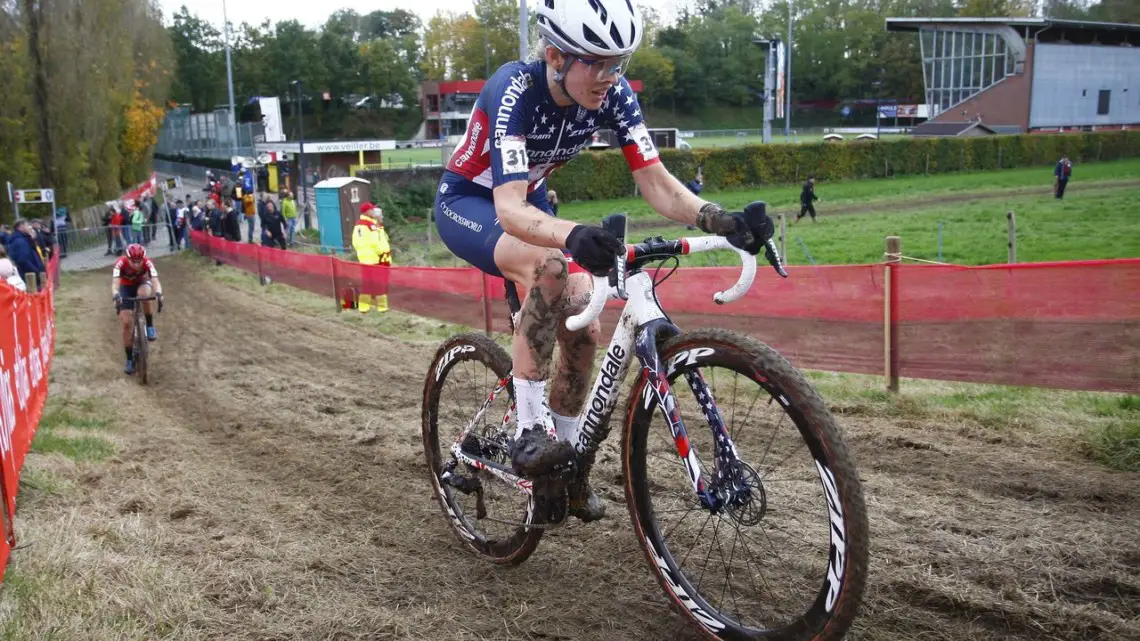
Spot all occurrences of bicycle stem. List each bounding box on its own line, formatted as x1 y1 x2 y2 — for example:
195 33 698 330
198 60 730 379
566 236 756 332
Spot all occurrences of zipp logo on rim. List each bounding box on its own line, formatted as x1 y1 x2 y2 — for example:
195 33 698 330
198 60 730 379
436 344 476 381
646 538 725 633
816 459 847 612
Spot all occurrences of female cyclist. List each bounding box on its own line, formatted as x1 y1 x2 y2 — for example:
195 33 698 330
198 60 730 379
433 0 776 522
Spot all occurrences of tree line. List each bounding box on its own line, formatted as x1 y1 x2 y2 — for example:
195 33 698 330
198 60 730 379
169 0 1138 118
1 0 172 215
2 0 1136 214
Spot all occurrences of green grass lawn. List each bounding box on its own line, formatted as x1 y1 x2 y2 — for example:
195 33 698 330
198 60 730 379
555 157 1140 224
379 146 447 168
386 158 1140 268
623 188 1140 266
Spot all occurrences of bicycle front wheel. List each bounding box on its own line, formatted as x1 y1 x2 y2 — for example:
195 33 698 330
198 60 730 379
135 315 149 385
621 329 868 641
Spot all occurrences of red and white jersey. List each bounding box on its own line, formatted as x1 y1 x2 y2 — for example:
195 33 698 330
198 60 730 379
113 257 158 286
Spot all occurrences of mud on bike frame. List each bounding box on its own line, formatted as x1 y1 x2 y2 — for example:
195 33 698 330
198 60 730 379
436 213 767 512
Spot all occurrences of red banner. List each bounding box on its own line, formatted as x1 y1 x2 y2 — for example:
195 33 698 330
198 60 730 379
0 254 57 581
190 232 1139 394
119 172 158 203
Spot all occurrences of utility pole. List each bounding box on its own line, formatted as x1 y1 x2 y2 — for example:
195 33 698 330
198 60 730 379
754 38 777 144
477 1 490 77
518 0 528 61
786 0 793 138
222 0 237 156
292 80 310 229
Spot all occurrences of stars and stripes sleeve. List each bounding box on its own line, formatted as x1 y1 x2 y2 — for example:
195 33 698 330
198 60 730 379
603 77 661 172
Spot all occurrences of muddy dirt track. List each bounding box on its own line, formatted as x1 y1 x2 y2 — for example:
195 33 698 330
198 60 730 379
22 255 1140 640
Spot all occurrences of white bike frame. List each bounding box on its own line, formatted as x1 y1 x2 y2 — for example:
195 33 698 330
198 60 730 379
448 236 756 499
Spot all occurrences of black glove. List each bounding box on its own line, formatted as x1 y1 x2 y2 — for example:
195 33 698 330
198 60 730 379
157 293 164 313
113 292 122 310
565 225 624 277
698 201 787 278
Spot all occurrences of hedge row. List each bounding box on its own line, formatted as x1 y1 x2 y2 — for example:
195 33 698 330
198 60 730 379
546 130 1140 201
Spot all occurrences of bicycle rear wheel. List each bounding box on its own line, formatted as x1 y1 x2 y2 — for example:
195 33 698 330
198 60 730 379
421 333 543 565
622 329 868 641
134 314 149 385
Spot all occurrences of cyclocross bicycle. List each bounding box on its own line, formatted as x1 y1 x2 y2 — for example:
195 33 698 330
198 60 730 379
121 294 161 385
421 211 868 641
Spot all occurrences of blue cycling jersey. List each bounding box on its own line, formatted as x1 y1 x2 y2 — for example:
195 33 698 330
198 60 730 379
440 59 661 197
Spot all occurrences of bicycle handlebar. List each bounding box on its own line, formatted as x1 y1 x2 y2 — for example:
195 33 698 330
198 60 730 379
565 236 756 332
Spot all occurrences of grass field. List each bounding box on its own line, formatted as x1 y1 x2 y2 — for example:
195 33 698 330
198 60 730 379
387 158 1140 267
379 146 446 168
554 157 1140 223
621 188 1140 266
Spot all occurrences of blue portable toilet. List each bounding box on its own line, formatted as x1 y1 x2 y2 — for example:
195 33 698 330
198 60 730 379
314 177 371 253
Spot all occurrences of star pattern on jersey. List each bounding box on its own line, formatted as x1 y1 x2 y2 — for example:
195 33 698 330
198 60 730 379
452 64 655 191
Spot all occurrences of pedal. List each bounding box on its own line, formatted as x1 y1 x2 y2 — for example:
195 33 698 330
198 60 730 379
442 470 483 495
441 467 488 520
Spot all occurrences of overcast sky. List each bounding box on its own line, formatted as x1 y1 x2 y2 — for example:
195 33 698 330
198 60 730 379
158 0 686 31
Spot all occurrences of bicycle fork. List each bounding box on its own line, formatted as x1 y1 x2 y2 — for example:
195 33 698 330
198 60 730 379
638 338 750 515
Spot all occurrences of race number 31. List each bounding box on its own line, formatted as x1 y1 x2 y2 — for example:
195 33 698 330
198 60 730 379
627 123 659 162
499 136 529 175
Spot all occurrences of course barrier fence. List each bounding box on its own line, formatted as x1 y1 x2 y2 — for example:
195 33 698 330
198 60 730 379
190 231 1139 394
0 253 59 581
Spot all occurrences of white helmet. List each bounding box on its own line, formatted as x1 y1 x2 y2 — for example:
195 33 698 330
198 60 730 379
536 0 643 58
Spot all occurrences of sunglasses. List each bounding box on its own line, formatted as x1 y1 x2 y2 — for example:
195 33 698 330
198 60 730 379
558 48 632 81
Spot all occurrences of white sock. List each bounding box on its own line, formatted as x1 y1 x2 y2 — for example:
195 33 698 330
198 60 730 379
551 411 577 443
513 377 546 439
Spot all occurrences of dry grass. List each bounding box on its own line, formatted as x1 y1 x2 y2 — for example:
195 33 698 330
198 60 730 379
1 257 1137 641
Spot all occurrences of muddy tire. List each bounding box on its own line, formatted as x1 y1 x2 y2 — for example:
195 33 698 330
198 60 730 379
421 332 543 565
621 329 869 640
135 314 149 385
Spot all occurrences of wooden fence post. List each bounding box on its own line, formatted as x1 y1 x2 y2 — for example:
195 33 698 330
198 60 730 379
481 272 493 336
330 255 341 313
885 236 900 393
1007 210 1017 263
777 213 787 265
256 246 265 285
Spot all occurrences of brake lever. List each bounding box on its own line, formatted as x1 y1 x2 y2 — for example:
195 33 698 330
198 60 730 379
764 238 788 278
602 213 629 300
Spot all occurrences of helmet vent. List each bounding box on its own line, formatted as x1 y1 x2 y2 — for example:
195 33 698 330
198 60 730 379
609 22 625 48
587 0 608 24
583 25 606 49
